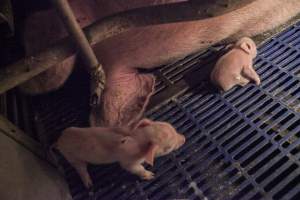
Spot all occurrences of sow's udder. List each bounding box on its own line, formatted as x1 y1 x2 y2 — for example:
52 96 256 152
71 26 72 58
90 70 155 127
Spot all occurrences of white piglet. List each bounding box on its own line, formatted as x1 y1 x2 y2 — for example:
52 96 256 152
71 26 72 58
53 119 185 188
210 37 261 91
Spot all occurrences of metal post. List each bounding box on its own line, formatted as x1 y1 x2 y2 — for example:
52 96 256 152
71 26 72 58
51 0 105 106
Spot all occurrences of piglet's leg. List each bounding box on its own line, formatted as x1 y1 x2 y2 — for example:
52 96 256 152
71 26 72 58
72 162 93 188
242 65 261 85
121 162 154 180
90 69 155 127
237 75 250 87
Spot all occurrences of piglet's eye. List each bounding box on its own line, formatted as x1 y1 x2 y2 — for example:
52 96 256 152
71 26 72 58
121 139 126 144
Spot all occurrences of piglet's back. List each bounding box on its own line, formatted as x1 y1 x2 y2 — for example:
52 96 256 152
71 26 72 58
55 127 96 155
55 127 132 164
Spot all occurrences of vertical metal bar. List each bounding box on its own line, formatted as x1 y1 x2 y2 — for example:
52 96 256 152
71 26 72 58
11 90 19 126
19 93 35 139
51 0 105 106
0 93 7 117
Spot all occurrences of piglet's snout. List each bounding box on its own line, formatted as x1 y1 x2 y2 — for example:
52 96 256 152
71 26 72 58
177 134 186 148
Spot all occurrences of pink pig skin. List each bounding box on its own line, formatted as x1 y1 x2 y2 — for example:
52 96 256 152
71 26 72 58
54 118 185 188
20 0 300 126
210 37 261 91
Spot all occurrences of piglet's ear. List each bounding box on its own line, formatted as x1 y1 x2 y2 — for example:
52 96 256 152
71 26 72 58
144 143 157 166
134 118 152 129
240 42 252 55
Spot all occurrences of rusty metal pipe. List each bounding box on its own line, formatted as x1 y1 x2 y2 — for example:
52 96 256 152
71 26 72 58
51 0 105 106
52 0 99 70
0 0 253 94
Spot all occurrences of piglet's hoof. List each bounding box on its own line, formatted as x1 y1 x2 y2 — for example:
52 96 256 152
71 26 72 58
141 171 155 180
88 186 95 197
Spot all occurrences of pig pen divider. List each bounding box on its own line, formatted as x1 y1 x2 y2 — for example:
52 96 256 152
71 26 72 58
28 20 300 199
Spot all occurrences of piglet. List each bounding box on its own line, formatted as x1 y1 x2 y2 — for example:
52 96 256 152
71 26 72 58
210 37 261 91
132 118 185 158
53 119 185 188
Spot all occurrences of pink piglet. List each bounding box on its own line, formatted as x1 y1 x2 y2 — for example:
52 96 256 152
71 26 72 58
53 119 185 188
210 37 261 91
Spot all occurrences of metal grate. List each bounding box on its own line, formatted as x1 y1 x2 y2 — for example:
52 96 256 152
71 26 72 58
31 21 300 199
145 85 300 200
152 46 226 95
30 65 91 146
